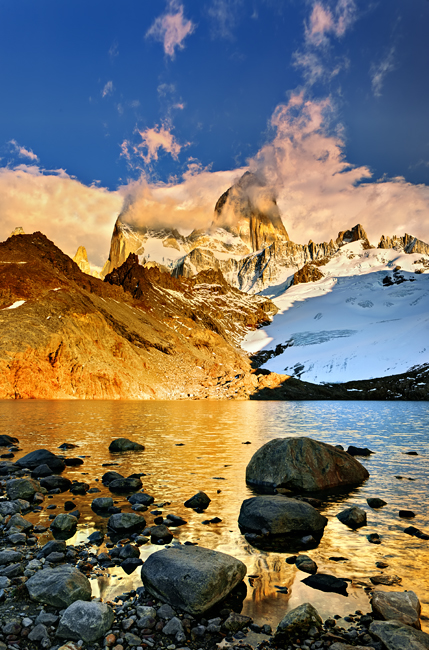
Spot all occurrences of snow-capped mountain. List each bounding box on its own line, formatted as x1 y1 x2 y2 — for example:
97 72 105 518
242 240 429 383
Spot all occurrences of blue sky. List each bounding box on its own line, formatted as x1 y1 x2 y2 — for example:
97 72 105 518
1 0 429 265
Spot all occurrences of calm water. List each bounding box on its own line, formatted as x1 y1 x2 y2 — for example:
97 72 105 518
0 400 428 630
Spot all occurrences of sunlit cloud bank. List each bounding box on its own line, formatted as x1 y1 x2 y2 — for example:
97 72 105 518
0 166 122 266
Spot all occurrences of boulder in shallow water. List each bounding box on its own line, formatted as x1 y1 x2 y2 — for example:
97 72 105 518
0 435 18 446
40 476 72 492
246 437 369 493
184 491 211 509
238 495 327 543
107 512 146 535
50 514 78 540
26 565 91 607
56 600 115 643
275 603 323 638
371 590 421 629
337 506 367 529
15 449 65 472
369 620 429 650
108 477 142 493
141 545 246 615
108 438 144 452
6 478 41 501
128 492 154 506
91 497 114 511
301 573 349 596
367 497 387 509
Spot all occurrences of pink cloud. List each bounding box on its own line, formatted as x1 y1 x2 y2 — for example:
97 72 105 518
9 140 39 162
146 0 195 58
120 123 189 167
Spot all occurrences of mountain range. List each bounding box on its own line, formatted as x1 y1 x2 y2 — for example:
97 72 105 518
1 172 428 399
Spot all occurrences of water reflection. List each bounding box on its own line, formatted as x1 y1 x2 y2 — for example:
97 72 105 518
0 400 428 630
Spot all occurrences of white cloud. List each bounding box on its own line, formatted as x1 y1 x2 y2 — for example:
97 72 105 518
370 47 395 97
0 166 122 265
109 40 119 59
8 140 39 162
102 81 114 98
120 122 189 167
146 0 195 59
207 0 244 40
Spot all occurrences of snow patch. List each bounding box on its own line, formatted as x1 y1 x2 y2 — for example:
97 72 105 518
3 300 26 310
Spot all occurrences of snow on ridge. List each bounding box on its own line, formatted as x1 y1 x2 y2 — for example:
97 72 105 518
242 243 429 383
2 300 26 310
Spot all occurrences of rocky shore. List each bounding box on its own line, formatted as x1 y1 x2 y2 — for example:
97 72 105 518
0 437 426 650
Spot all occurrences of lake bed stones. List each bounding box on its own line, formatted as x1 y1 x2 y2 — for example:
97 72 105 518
246 437 369 492
56 600 114 643
141 545 246 614
26 565 91 607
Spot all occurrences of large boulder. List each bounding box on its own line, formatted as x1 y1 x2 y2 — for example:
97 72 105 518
371 591 421 629
141 545 246 615
50 514 78 540
238 495 327 548
15 449 65 472
369 620 429 650
56 600 115 643
275 603 323 638
39 476 72 492
26 565 91 607
109 438 144 452
246 437 369 492
6 478 41 501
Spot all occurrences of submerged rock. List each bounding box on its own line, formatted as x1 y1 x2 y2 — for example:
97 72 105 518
108 438 144 452
246 437 369 492
141 545 246 614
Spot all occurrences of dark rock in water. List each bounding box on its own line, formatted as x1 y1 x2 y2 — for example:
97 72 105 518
286 555 298 564
404 451 418 456
301 573 349 596
275 603 323 638
56 599 114 643
184 491 211 510
91 497 114 512
151 524 173 545
295 555 318 574
26 565 91 607
371 590 421 629
64 501 76 511
294 496 323 508
108 477 143 493
337 506 367 529
69 481 89 495
141 545 246 615
88 531 104 545
102 471 124 484
238 495 327 543
6 477 41 501
64 458 84 466
246 437 369 493
15 449 65 472
68 509 80 519
367 533 381 544
40 476 72 492
58 443 78 450
347 446 374 456
329 556 349 562
369 620 429 650
0 452 14 459
0 435 18 446
367 498 387 509
109 438 145 452
128 492 155 506
399 510 416 518
223 612 253 633
164 514 187 527
121 557 143 574
370 575 402 586
376 561 389 568
31 464 53 478
404 526 429 540
50 513 78 540
107 512 146 536
119 544 140 559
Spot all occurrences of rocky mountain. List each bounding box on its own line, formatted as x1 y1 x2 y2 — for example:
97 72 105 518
0 231 281 400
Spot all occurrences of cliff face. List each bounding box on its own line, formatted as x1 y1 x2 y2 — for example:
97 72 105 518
0 233 277 400
378 233 429 255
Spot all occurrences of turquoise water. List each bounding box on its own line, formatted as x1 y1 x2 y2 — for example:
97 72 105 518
0 400 428 629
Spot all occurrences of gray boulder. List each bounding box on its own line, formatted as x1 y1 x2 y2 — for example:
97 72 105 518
128 492 154 506
108 512 146 535
371 591 421 629
50 513 78 540
163 617 184 636
275 603 323 638
246 437 369 492
0 550 22 565
0 500 21 517
6 513 33 532
6 478 41 501
369 620 429 650
238 495 327 536
337 506 367 529
15 449 65 472
26 565 91 607
141 545 246 615
56 600 115 643
109 438 144 452
39 476 72 492
91 497 114 511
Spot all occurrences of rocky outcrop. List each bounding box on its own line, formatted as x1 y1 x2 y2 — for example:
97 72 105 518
378 233 429 255
337 224 370 247
141 545 247 615
371 591 421 629
246 437 369 492
292 263 324 286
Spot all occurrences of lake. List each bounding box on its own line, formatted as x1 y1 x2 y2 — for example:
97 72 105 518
0 400 428 631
